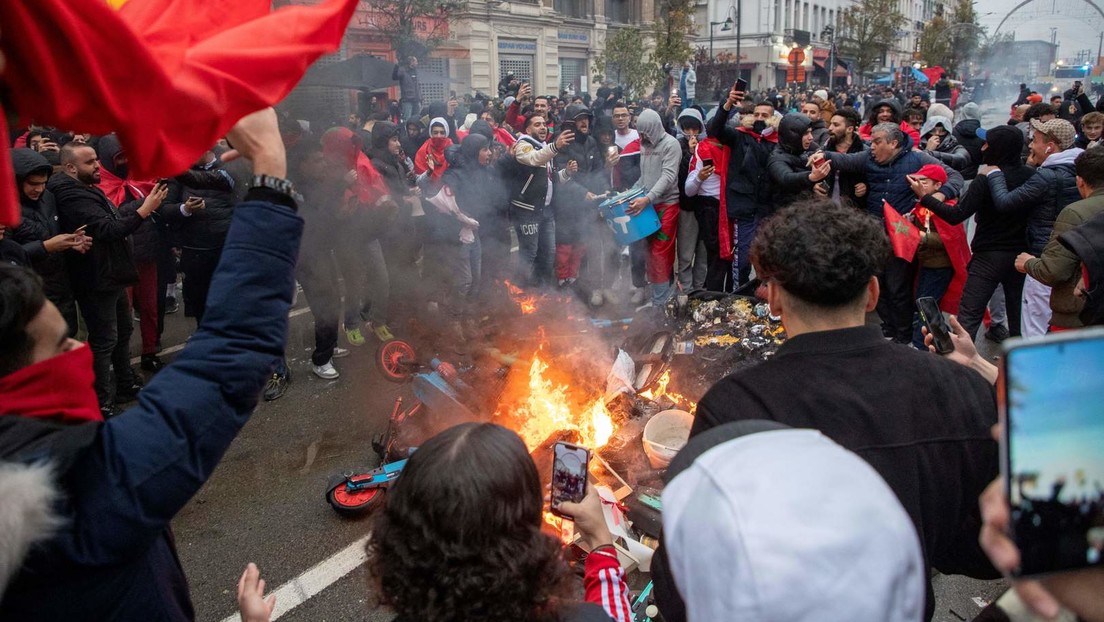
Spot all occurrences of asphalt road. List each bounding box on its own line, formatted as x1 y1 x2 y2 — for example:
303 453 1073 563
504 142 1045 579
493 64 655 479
154 103 1023 621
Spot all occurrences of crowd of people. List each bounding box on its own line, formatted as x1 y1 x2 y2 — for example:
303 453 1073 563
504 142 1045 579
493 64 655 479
3 35 1104 622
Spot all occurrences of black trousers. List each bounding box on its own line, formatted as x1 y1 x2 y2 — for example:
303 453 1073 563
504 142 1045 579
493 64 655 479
877 257 916 343
181 247 222 326
297 249 340 366
957 250 1026 341
77 288 136 407
694 197 733 292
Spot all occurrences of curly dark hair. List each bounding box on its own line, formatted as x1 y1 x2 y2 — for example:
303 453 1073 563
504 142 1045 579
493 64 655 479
0 264 47 377
1024 102 1057 123
367 423 573 622
750 200 890 308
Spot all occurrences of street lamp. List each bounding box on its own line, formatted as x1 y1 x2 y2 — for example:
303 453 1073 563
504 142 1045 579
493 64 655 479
708 17 733 60
821 25 835 89
717 3 741 80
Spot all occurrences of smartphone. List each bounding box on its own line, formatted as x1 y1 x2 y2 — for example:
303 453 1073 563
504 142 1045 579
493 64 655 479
561 120 576 133
916 296 953 355
1000 328 1104 576
671 89 678 97
701 158 714 168
551 441 590 518
734 78 749 93
74 224 88 235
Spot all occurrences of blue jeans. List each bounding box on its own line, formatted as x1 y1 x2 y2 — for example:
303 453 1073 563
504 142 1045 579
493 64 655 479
400 100 420 123
731 215 757 287
912 266 954 349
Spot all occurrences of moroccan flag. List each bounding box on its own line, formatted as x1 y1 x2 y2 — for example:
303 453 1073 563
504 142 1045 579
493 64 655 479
0 0 359 226
883 200 921 262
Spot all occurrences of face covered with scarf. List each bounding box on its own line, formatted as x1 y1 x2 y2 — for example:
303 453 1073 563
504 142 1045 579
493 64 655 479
415 116 452 180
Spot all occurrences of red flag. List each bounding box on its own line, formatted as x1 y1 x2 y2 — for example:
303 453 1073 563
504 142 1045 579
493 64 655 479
927 208 972 314
883 201 921 262
0 0 358 226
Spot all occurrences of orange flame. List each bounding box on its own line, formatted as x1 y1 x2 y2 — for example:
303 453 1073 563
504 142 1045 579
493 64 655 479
639 370 697 413
502 352 615 451
503 280 539 315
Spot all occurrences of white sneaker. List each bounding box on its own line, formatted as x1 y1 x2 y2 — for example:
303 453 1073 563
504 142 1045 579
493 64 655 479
312 360 340 379
603 288 621 304
590 290 604 306
332 347 350 359
630 288 646 304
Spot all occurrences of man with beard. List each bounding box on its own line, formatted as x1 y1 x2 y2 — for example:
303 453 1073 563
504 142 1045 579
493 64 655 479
800 100 829 145
505 83 556 135
49 142 168 417
507 114 573 286
817 107 868 209
10 148 90 336
706 87 779 287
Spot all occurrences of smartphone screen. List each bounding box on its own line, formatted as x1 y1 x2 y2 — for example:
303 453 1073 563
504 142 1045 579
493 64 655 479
551 441 590 517
1002 329 1104 576
702 158 714 168
916 296 953 355
734 78 748 93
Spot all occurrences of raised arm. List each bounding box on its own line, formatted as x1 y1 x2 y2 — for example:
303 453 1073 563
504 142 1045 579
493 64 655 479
986 169 1048 213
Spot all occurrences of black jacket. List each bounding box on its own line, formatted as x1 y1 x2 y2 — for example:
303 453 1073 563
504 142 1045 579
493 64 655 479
48 172 144 293
165 162 236 251
392 63 420 103
953 119 984 180
767 114 816 208
10 149 71 293
689 325 1000 620
988 157 1081 254
822 135 869 211
708 106 777 218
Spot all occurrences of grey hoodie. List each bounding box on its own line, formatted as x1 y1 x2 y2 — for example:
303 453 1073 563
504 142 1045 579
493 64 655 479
636 109 681 206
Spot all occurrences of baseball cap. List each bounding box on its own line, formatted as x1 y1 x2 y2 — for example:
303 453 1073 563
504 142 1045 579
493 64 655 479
913 163 949 185
1030 118 1076 150
661 424 925 622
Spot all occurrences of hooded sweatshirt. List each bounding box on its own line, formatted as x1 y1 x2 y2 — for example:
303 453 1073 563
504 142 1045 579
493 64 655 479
662 429 925 622
919 116 971 171
952 103 984 179
414 117 452 183
9 149 68 286
636 109 681 206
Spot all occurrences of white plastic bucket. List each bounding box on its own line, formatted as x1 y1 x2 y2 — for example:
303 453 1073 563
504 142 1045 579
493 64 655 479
642 409 693 469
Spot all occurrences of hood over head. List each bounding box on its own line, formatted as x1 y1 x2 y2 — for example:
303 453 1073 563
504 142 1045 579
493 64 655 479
959 102 981 122
778 113 812 154
469 120 495 142
636 109 668 145
429 116 452 138
981 125 1026 166
564 103 593 122
927 103 954 121
94 134 126 178
869 98 902 123
920 116 954 138
663 426 925 622
457 134 489 166
427 101 449 120
369 121 399 154
10 148 52 181
677 108 705 134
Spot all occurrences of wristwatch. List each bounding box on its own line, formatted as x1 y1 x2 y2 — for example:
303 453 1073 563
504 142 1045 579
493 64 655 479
249 174 303 205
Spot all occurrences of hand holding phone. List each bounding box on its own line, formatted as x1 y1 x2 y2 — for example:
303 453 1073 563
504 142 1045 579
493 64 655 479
734 78 748 93
917 296 954 355
551 441 590 518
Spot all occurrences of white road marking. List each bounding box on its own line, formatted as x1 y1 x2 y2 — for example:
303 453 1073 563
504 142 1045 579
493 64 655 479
219 535 371 622
130 307 312 365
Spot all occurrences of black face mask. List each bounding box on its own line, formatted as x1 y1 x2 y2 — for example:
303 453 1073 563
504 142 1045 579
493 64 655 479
752 120 768 134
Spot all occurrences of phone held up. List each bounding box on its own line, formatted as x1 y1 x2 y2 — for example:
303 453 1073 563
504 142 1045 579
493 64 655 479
551 441 591 518
916 296 954 355
999 328 1104 576
701 158 714 169
734 78 748 93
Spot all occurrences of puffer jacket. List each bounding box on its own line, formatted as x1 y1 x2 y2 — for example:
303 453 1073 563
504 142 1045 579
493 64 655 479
987 148 1083 254
9 149 69 292
767 114 817 208
953 103 984 180
919 117 971 172
825 133 965 218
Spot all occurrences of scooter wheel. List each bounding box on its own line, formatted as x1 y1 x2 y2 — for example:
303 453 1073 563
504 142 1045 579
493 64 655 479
327 482 385 517
376 339 417 384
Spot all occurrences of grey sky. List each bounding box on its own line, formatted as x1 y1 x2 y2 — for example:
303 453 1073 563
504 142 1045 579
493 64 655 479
973 0 1103 61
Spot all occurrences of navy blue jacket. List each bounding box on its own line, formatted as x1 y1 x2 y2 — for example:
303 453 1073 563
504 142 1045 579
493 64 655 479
987 156 1081 254
824 134 964 218
0 193 302 621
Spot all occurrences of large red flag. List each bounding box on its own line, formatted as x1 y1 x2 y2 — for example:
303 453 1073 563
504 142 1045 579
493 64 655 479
883 200 921 262
0 0 359 226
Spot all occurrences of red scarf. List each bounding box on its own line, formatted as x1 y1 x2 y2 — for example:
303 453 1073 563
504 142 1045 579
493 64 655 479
415 137 451 181
692 138 734 260
912 201 972 314
0 345 102 423
98 167 155 208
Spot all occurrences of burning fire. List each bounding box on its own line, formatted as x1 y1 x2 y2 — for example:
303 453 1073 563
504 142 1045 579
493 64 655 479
501 353 615 451
503 280 538 315
639 370 697 413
